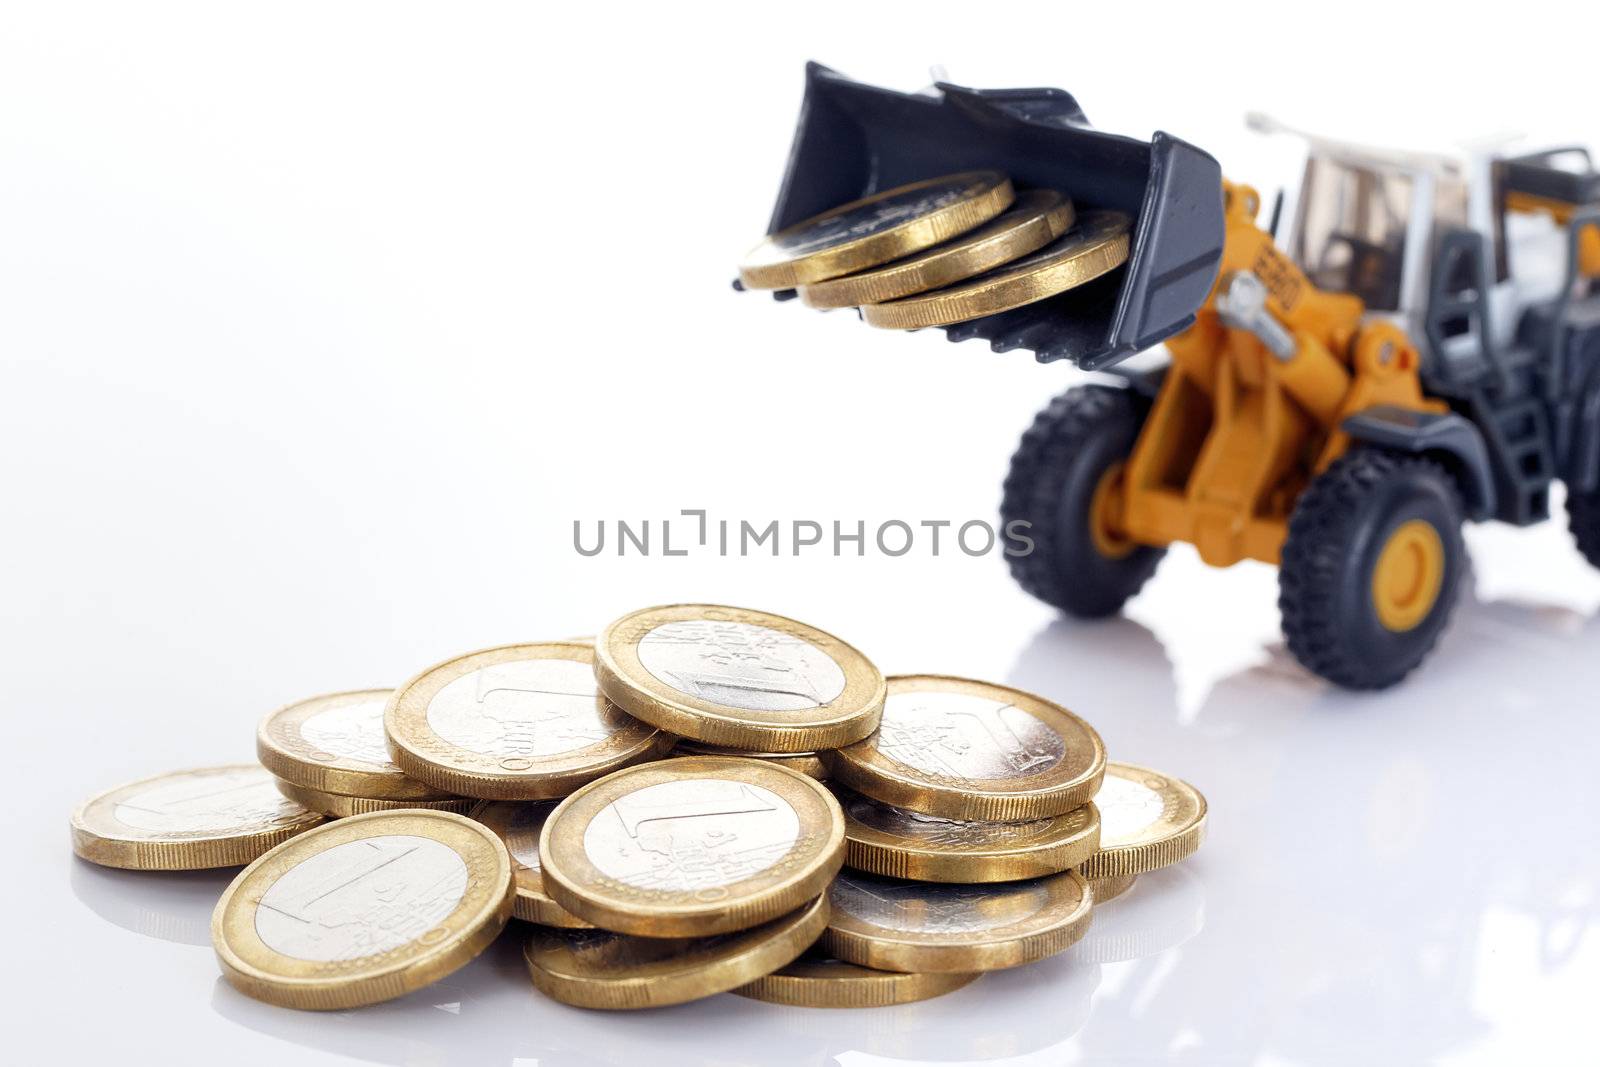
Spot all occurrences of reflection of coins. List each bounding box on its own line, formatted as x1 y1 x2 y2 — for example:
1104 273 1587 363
674 740 828 781
1068 864 1204 965
273 779 474 818
1079 761 1207 878
835 785 1098 883
212 809 513 1010
71 765 324 870
70 860 236 947
525 894 828 1009
1088 873 1136 904
386 641 670 799
468 801 592 928
596 604 885 752
821 869 1091 974
799 190 1075 308
540 756 845 936
862 211 1132 329
733 949 979 1008
258 689 453 801
739 172 1013 289
828 675 1105 821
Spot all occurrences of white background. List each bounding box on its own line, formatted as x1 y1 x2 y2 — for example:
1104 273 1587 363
6 2 1600 1064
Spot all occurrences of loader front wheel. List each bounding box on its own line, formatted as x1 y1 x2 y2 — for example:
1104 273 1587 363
1280 449 1466 690
1002 385 1165 618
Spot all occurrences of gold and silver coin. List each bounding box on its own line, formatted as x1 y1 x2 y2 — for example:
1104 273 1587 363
672 740 829 781
71 765 324 870
862 210 1132 329
257 688 452 801
798 189 1075 309
733 949 979 1008
211 809 514 1010
835 785 1099 883
385 641 671 799
539 756 845 937
468 800 592 928
739 171 1014 289
272 779 474 818
828 675 1105 821
525 894 828 1009
595 604 885 753
1079 761 1207 878
1088 873 1137 904
820 869 1092 974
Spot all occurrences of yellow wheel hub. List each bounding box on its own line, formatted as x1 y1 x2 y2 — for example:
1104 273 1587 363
1089 462 1135 561
1371 519 1445 632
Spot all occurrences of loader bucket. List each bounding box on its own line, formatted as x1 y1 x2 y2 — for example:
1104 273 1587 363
759 63 1226 370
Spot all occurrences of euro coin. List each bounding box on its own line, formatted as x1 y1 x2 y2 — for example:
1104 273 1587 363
525 894 828 1010
1089 873 1137 904
539 756 845 937
861 210 1132 329
733 949 979 1008
257 689 454 801
820 869 1091 974
827 675 1105 821
739 171 1013 289
835 785 1098 883
385 640 671 800
1078 761 1207 878
673 740 829 781
798 189 1075 308
272 779 473 818
212 809 514 1010
71 765 324 870
468 800 593 928
595 604 885 753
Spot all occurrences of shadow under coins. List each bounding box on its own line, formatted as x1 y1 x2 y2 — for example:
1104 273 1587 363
1005 584 1600 1065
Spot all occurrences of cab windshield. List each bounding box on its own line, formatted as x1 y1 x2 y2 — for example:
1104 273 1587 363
1290 156 1413 310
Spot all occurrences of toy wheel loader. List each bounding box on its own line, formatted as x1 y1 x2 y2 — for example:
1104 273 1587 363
755 65 1600 690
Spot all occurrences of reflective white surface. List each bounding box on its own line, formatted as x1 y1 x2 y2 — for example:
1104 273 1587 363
7 4 1600 1064
36 537 1600 1065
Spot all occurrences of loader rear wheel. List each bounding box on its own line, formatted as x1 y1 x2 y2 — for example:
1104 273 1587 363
1569 487 1600 569
1001 385 1165 617
1280 449 1466 690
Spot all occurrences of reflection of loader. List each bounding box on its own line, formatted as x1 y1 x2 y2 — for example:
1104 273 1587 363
756 65 1600 689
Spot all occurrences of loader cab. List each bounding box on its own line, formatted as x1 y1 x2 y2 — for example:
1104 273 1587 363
1261 118 1600 529
1258 117 1549 396
1267 133 1476 329
1287 152 1430 314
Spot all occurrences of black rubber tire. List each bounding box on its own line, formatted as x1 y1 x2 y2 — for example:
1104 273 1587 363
1279 449 1467 690
1570 487 1600 569
1001 385 1166 618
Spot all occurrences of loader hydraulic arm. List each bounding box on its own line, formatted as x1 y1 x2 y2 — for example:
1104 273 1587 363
1110 181 1442 567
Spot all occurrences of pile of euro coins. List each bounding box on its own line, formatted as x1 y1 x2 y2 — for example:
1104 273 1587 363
737 171 1133 328
69 603 1206 1012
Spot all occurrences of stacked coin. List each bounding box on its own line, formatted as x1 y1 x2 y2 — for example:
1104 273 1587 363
257 689 473 817
738 172 1132 329
811 683 1208 980
68 601 1207 1014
